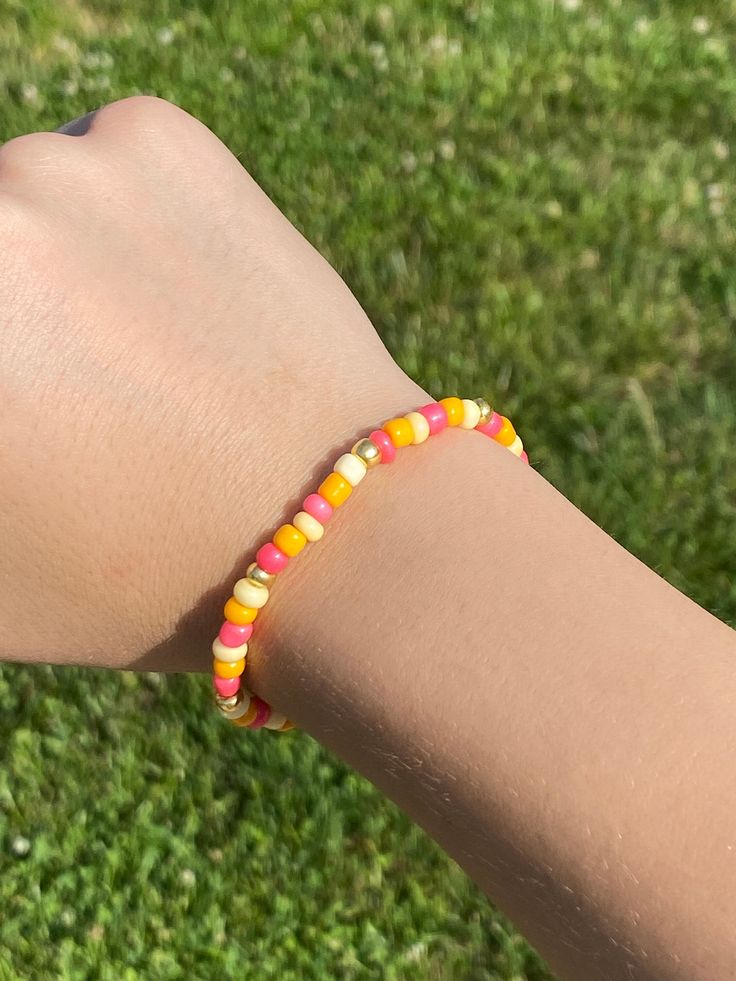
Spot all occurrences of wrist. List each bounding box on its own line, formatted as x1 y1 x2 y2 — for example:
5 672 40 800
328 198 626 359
139 361 427 673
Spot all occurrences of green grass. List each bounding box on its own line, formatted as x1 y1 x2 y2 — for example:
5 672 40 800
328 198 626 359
1 1 735 977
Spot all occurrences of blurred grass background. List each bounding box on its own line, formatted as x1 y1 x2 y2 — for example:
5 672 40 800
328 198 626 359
1 0 735 978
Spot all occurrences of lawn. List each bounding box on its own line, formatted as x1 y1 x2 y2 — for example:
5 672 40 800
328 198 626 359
1 0 735 977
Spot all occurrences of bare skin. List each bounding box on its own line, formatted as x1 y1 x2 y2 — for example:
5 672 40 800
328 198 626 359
1 97 735 980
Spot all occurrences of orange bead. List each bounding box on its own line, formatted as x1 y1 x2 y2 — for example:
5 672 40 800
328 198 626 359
233 700 259 727
495 416 517 447
318 471 352 507
214 657 245 679
273 523 307 557
439 397 464 426
383 417 414 447
224 596 258 625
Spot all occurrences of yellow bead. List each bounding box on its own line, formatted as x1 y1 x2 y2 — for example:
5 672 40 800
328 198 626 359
224 596 258 625
246 562 276 588
293 510 325 542
495 416 517 446
474 397 492 426
440 397 464 426
318 471 352 507
460 399 481 429
273 523 307 557
279 720 296 731
213 657 245 679
233 700 259 727
233 577 269 609
405 411 430 444
383 417 414 447
351 438 381 468
509 434 524 456
333 452 367 486
212 637 248 664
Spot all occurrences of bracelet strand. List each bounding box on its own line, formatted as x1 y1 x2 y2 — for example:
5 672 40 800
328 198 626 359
211 397 530 732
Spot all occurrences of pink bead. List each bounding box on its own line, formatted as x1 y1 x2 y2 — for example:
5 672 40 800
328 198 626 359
246 696 272 730
303 493 333 524
477 411 504 438
256 542 289 574
369 429 396 463
418 402 448 435
520 450 529 465
214 675 240 697
218 621 253 647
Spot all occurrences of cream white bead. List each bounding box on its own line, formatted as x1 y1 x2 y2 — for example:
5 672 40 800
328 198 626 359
212 637 249 663
460 399 481 429
508 434 524 457
233 577 269 609
334 452 367 486
405 411 430 444
264 710 288 730
293 510 324 542
221 693 251 720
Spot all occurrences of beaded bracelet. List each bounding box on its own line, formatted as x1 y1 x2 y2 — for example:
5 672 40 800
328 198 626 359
211 397 530 732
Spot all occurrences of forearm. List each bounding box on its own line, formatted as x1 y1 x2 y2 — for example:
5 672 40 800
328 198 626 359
249 414 736 981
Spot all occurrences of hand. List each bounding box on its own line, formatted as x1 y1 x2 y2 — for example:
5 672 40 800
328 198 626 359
0 96 422 672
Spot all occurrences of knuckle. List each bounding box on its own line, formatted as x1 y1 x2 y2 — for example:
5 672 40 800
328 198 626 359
91 95 192 141
0 132 67 177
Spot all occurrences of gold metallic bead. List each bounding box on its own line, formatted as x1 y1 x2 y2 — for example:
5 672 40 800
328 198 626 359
351 437 382 468
216 688 250 719
215 690 243 709
474 397 492 426
246 562 276 588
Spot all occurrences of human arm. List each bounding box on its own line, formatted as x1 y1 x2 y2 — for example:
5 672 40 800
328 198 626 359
1 97 735 980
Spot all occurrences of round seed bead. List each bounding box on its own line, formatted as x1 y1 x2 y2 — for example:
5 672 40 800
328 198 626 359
244 696 271 730
474 397 492 426
214 674 241 698
264 710 288 731
508 434 524 457
318 472 352 507
219 696 250 721
223 596 258 625
213 656 245 679
256 542 289 574
460 398 481 429
273 524 307 558
494 416 517 447
216 689 250 720
218 620 253 647
233 577 269 609
477 411 504 438
383 417 414 448
418 402 448 435
369 429 396 463
405 411 430 444
233 699 259 727
293 510 325 542
246 562 275 588
520 450 529 464
303 493 333 524
334 452 367 487
215 693 240 715
351 437 382 468
439 396 464 426
212 637 248 664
